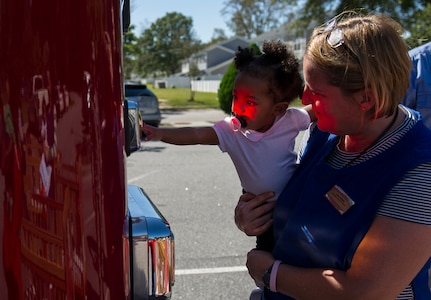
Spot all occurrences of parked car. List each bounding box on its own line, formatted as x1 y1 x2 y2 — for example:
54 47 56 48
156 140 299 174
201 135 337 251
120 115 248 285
125 82 162 127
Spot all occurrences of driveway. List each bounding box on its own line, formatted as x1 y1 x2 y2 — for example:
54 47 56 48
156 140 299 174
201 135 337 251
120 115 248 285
160 108 229 127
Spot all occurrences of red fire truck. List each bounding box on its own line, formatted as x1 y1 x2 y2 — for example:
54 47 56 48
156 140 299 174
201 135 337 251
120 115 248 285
0 0 175 299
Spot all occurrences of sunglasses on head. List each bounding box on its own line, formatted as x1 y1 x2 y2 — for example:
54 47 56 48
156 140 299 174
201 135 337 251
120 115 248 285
323 18 344 48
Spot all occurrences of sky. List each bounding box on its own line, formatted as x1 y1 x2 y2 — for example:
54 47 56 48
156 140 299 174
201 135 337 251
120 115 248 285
130 0 233 43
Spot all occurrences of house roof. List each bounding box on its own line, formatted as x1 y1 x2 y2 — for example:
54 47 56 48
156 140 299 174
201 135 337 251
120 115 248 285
204 36 250 52
183 36 250 75
189 36 250 58
206 59 233 75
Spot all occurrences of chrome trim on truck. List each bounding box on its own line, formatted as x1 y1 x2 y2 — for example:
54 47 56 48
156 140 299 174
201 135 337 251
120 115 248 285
127 185 175 299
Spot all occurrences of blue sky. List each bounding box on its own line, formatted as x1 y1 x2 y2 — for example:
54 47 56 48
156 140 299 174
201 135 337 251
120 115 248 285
130 0 233 43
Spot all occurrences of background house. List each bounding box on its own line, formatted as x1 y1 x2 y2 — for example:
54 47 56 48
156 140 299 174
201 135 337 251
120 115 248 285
155 36 250 92
251 23 309 70
181 36 250 76
154 23 311 93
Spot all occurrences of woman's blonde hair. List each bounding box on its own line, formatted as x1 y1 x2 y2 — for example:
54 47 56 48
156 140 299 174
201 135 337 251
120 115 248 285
306 12 411 118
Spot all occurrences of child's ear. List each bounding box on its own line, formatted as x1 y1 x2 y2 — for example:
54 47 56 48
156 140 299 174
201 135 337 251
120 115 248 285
273 102 289 115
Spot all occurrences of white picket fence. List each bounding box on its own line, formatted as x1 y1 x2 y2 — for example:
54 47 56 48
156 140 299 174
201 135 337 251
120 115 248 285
191 80 221 93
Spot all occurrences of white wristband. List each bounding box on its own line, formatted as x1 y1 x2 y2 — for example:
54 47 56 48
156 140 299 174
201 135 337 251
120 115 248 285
270 260 282 292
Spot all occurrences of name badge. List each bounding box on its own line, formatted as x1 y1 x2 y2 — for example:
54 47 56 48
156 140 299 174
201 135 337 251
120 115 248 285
325 185 355 215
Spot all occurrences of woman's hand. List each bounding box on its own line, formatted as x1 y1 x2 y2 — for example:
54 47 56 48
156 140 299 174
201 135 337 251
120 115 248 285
246 249 275 284
234 191 276 236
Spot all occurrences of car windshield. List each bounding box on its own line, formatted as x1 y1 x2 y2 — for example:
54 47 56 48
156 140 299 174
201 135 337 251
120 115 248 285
125 85 154 97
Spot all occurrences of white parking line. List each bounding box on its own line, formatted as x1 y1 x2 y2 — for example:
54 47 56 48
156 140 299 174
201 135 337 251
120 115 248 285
127 170 160 183
175 266 248 275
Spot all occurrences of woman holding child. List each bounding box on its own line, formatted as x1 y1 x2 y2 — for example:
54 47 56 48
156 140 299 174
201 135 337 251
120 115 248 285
235 12 431 300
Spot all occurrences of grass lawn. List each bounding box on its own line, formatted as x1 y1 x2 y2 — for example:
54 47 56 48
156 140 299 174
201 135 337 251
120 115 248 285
149 86 221 109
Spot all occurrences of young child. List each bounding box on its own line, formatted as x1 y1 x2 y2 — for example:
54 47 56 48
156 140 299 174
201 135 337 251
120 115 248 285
142 40 313 251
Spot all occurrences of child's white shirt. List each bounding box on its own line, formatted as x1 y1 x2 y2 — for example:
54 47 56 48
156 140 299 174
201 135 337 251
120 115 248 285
213 107 310 199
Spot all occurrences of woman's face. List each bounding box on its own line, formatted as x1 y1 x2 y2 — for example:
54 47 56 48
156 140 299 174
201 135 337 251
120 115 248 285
231 72 280 132
302 56 363 135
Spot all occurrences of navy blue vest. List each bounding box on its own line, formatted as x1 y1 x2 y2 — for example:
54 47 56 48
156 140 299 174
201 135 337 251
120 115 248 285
268 109 431 300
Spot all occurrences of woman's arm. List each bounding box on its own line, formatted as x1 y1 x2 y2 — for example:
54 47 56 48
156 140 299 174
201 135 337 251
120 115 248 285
247 215 431 300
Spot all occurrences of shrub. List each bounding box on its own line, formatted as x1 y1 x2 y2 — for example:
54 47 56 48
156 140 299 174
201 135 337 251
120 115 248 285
218 61 237 114
217 43 262 114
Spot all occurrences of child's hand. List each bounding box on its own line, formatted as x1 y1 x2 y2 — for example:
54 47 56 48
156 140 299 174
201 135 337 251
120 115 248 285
141 122 159 141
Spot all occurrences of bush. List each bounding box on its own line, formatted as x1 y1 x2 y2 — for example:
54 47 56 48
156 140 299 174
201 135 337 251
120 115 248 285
218 61 237 114
217 43 262 114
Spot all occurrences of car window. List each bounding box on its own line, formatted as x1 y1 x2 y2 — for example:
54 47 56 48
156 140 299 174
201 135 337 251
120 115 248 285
125 85 155 97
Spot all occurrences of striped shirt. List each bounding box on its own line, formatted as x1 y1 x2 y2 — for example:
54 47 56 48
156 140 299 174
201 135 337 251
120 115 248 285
325 106 431 299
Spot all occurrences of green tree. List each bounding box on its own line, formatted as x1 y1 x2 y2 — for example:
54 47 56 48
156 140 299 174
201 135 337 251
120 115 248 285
218 43 261 114
290 0 429 37
188 62 201 101
122 25 139 79
221 0 294 39
405 3 431 48
207 28 228 46
136 12 202 77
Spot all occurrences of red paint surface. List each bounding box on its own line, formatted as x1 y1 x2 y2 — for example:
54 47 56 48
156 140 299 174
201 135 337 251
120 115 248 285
0 0 128 298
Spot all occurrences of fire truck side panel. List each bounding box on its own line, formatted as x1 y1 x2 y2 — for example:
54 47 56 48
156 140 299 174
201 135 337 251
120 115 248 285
0 0 129 298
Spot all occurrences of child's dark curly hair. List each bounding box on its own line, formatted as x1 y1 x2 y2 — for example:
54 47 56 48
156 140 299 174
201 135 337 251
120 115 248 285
234 40 303 104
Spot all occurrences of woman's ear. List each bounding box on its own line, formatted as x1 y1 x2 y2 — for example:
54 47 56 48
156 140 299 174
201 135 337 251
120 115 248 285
359 90 376 111
273 102 289 115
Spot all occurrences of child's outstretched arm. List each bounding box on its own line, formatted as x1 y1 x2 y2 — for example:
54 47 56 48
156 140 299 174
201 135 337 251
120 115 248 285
142 122 219 145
